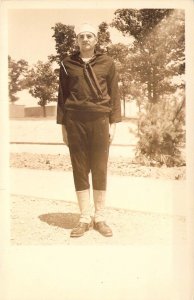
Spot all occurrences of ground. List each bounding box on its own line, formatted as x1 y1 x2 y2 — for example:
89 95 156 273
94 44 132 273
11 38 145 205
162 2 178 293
9 118 186 245
10 152 186 180
11 194 186 246
10 154 186 245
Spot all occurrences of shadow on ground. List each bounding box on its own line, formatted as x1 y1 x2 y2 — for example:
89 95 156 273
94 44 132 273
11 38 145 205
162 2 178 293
11 194 186 245
39 213 80 229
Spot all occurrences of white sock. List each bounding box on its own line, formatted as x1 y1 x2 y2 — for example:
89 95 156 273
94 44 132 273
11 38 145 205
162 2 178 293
93 190 106 223
76 189 92 223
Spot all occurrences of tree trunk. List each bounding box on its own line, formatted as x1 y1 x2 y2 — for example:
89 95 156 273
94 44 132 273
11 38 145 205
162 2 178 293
147 81 152 102
123 98 126 117
136 99 141 137
152 65 157 103
42 105 46 117
152 88 157 103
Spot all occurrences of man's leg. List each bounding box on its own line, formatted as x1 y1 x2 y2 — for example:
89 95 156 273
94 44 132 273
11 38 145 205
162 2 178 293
90 115 112 237
76 189 91 223
93 189 106 223
70 189 92 237
93 189 112 237
65 112 92 237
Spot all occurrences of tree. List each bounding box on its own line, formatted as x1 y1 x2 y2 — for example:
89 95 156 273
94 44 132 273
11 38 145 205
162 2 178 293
111 9 172 42
111 9 185 103
49 23 76 64
8 56 29 103
136 92 185 167
27 61 58 117
96 22 112 52
107 43 132 116
111 9 185 166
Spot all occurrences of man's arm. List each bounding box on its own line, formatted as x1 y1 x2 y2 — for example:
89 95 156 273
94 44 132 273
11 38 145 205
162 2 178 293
107 59 122 144
107 60 122 124
109 122 116 144
61 124 69 146
57 63 69 145
56 64 69 125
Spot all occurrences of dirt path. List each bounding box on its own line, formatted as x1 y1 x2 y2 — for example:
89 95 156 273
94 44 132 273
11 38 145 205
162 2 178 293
11 194 186 246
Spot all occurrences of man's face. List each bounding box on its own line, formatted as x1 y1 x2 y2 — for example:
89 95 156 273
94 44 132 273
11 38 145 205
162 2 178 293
77 32 97 52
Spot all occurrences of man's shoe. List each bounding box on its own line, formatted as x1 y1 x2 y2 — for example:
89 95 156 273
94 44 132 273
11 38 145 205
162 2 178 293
94 221 113 237
70 222 91 238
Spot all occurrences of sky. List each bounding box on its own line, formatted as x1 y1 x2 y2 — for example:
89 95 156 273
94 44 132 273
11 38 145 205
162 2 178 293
8 9 131 65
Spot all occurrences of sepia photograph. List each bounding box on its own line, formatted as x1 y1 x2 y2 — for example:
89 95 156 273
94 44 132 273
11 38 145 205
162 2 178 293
0 0 194 299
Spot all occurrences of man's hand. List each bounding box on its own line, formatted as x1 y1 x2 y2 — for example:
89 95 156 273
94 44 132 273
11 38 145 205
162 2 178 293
61 125 69 146
109 123 116 144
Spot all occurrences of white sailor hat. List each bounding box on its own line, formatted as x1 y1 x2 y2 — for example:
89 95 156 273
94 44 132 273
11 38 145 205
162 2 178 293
75 23 98 37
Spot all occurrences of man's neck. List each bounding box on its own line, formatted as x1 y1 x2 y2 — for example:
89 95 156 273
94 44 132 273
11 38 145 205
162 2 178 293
80 50 95 59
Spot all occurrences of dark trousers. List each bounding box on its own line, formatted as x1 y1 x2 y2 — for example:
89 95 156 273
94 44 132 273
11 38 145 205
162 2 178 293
65 111 110 191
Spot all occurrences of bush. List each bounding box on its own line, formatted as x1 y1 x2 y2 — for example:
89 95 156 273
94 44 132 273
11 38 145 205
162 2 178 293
135 94 185 167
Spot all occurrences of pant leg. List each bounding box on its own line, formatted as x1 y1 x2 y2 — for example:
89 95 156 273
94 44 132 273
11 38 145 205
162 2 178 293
65 112 90 191
89 115 110 190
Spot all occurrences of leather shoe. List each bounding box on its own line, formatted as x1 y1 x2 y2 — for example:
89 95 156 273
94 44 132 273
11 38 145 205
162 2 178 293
70 222 91 238
94 221 113 237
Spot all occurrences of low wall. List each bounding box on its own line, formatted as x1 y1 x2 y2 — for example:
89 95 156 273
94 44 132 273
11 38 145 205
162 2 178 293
25 106 57 118
9 104 25 118
10 102 137 119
